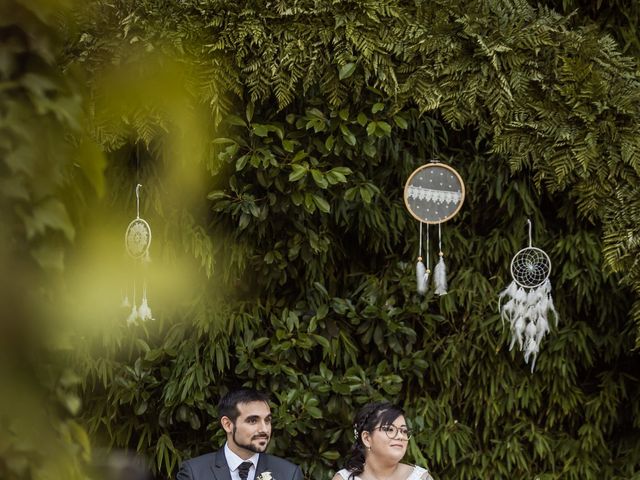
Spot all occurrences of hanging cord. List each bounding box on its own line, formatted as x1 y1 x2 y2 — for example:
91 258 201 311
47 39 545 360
527 217 532 248
418 222 431 266
416 222 429 294
426 223 430 269
438 223 442 255
136 183 142 219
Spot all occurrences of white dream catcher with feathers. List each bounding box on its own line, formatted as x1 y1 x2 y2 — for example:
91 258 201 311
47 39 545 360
404 161 465 296
499 219 558 372
122 183 153 324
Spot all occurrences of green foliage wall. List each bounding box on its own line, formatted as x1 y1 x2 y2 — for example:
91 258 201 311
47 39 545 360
66 1 640 479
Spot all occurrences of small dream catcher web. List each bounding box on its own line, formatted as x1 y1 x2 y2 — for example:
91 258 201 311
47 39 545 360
122 183 153 324
404 161 465 296
499 219 558 372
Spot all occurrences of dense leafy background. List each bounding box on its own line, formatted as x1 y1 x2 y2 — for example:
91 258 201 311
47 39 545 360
3 0 640 479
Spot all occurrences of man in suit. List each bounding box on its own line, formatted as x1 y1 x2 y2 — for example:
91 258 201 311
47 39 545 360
176 388 303 480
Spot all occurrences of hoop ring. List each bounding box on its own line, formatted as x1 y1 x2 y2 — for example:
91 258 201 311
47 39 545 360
403 162 465 224
510 246 551 289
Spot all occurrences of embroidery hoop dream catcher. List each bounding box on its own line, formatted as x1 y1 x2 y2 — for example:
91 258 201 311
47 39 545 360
404 162 465 296
499 219 558 372
122 183 153 324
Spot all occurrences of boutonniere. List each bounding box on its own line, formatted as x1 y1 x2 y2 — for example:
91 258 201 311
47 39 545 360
256 472 273 480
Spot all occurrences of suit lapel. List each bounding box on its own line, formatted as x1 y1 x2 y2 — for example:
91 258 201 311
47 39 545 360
255 454 268 479
210 449 233 480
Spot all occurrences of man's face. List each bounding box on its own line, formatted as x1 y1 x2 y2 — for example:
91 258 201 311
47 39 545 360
223 401 272 457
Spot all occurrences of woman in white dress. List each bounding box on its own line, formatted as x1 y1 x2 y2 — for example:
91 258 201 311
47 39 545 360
332 402 434 480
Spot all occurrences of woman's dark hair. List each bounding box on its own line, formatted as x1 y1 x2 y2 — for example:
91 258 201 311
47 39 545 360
343 402 405 479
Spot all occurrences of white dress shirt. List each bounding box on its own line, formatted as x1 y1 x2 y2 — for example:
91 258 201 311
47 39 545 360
224 443 260 480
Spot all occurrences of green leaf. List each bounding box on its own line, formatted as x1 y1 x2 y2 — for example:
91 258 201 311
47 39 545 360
393 115 408 129
377 121 392 135
338 62 356 80
312 194 331 213
135 401 148 415
212 137 237 145
289 164 308 181
325 135 335 151
236 154 249 170
340 124 356 146
360 187 372 203
246 102 254 122
282 139 295 152
372 103 384 113
363 142 376 157
226 114 246 127
252 124 269 137
311 169 329 188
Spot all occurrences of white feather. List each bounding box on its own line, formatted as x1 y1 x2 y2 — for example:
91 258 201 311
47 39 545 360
416 260 427 295
434 255 447 295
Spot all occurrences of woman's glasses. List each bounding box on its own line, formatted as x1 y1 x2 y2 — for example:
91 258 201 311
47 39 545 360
374 425 413 440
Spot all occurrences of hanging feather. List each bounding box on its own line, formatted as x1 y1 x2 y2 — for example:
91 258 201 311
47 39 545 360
138 297 153 321
433 252 447 295
416 257 428 295
127 304 138 326
138 285 153 321
498 281 517 311
121 291 131 308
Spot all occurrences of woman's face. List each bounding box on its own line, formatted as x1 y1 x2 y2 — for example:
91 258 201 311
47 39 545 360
365 414 410 463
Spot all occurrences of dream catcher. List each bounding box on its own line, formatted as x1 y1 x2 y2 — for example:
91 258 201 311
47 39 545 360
499 219 558 372
404 161 465 296
122 183 153 324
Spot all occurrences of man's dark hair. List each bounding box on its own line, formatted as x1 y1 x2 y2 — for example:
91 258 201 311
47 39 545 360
217 388 270 422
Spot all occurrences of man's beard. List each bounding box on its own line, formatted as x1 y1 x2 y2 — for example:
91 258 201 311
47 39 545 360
232 426 270 453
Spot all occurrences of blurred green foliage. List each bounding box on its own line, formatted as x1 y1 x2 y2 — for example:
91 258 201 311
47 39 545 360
5 0 639 479
0 0 105 479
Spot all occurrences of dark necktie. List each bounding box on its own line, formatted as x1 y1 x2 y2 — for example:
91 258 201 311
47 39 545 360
238 461 253 480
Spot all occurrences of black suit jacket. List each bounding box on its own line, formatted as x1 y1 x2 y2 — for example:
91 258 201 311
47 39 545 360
176 449 303 480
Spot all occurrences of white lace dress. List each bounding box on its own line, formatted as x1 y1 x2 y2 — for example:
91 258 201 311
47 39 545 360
336 466 434 480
